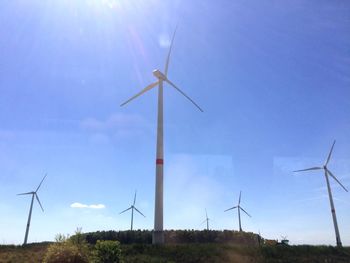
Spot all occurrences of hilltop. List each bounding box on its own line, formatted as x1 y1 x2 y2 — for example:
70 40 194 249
1 230 350 262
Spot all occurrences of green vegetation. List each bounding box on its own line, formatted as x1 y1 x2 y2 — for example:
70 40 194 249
261 245 350 263
80 230 258 245
0 242 50 263
121 243 261 263
42 230 90 263
0 230 349 263
92 240 122 263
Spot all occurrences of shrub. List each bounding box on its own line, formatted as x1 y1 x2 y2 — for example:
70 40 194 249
43 231 90 263
92 240 123 263
69 228 90 256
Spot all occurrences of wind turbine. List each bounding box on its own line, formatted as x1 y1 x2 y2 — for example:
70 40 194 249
293 140 348 247
119 191 145 231
201 209 210 230
120 27 203 244
224 191 251 232
17 174 46 245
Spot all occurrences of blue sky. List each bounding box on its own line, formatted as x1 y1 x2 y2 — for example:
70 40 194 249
0 0 350 245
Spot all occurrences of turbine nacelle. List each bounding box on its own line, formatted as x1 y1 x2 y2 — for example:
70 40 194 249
153 69 167 80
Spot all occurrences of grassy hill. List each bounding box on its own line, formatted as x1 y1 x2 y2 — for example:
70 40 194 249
1 230 349 263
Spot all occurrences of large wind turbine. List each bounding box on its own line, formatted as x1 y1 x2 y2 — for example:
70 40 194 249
201 209 210 230
120 28 203 244
224 191 251 232
119 191 145 231
17 174 46 245
293 140 348 247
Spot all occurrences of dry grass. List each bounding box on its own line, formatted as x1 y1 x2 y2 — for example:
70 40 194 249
1 241 349 263
0 243 50 263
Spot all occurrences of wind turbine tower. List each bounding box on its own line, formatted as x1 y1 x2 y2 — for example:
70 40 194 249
294 140 348 247
224 191 251 232
120 27 203 244
201 209 210 230
119 191 145 231
17 174 47 245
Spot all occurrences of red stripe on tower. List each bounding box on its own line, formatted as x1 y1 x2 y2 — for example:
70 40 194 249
156 159 164 165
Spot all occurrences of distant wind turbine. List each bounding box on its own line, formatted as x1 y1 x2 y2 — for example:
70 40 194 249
120 27 203 244
201 209 210 230
119 191 145 231
17 174 47 245
293 140 348 247
224 191 251 232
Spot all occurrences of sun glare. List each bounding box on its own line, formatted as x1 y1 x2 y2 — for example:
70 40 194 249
87 0 122 10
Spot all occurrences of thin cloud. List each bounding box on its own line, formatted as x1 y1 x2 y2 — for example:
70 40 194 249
70 202 105 209
80 113 152 141
81 113 151 133
158 34 171 48
81 113 148 131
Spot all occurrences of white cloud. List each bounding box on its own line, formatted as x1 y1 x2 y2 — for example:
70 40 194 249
70 202 105 209
158 34 171 48
89 204 106 209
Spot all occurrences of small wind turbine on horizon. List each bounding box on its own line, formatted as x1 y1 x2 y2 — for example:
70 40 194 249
293 140 348 247
119 191 145 231
17 174 47 245
201 209 210 231
120 26 203 244
224 191 251 232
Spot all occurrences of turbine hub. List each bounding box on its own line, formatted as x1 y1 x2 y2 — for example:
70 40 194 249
153 69 166 80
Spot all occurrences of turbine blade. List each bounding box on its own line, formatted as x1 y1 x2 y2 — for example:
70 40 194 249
327 169 348 192
325 140 336 166
119 207 132 214
35 173 47 192
240 207 251 217
293 167 322 172
35 194 44 212
17 192 33 196
238 191 242 205
133 191 137 206
200 219 207 225
164 25 178 77
165 79 203 112
134 207 145 217
120 81 159 107
224 206 237 212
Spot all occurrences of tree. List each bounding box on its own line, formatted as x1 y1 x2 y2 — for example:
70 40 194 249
92 240 123 263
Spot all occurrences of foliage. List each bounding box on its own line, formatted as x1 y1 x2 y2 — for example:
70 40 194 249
43 230 90 263
81 230 152 245
261 245 350 263
79 230 259 245
69 227 90 256
91 240 123 263
0 242 50 263
0 241 350 263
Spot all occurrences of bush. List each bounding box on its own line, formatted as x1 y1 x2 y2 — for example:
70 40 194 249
92 240 123 263
43 241 89 263
69 228 90 256
43 231 90 263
